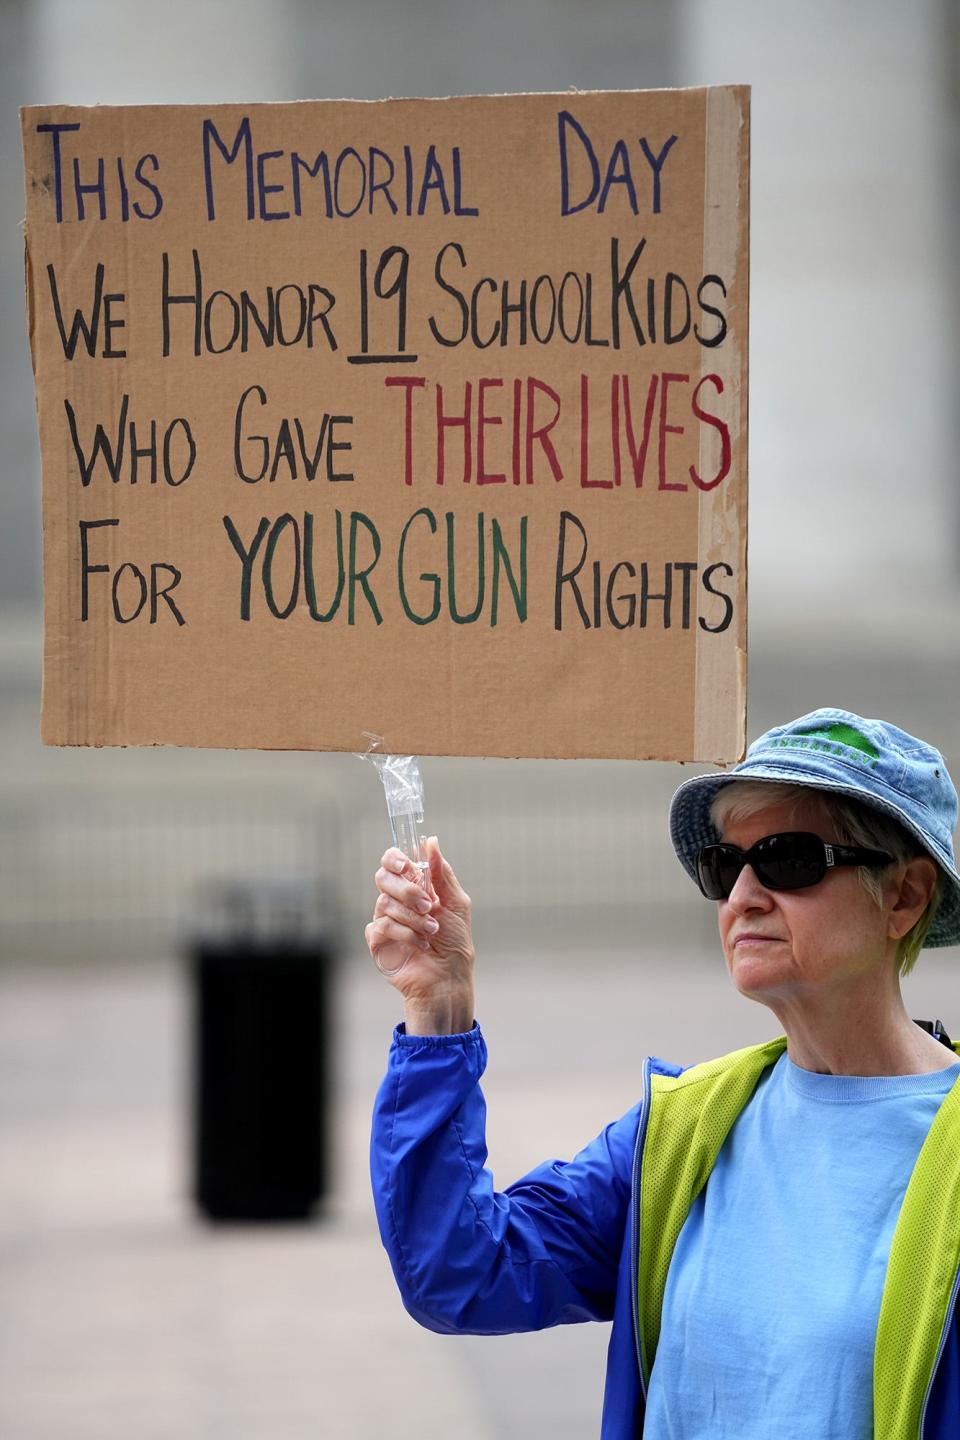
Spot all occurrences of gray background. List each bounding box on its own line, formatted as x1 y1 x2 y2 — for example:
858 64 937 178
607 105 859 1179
1 2 959 1436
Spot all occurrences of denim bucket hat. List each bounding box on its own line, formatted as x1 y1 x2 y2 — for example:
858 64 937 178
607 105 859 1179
669 708 960 948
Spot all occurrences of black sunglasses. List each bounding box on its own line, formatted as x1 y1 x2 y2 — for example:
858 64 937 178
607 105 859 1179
696 831 893 901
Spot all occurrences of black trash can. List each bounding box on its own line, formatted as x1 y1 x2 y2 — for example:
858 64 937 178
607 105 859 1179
190 882 337 1221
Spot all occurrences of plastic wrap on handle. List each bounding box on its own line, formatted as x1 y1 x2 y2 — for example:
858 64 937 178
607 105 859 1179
357 734 431 976
356 733 429 891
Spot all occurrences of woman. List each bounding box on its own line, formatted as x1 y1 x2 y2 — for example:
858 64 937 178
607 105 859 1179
366 709 960 1438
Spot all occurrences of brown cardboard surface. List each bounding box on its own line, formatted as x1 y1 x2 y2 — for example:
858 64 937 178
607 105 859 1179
21 90 749 760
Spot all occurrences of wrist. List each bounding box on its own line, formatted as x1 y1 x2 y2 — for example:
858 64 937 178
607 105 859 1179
404 987 475 1037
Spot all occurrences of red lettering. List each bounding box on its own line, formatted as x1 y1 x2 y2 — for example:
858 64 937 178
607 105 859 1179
477 378 506 485
621 373 658 487
690 373 731 491
385 375 425 486
525 377 563 485
579 374 613 488
436 381 472 486
611 374 622 488
658 371 688 491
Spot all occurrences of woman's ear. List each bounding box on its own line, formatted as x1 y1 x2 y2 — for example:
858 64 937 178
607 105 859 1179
887 856 938 940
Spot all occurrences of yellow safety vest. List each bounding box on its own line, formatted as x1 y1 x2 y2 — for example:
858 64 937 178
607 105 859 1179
635 1037 960 1438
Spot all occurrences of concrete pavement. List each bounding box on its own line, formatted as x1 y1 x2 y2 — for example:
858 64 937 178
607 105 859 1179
3 940 960 1438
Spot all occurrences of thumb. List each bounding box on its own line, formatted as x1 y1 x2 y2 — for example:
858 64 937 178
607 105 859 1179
423 835 469 911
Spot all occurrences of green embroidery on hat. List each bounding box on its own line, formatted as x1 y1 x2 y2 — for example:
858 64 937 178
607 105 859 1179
794 722 881 760
762 728 884 769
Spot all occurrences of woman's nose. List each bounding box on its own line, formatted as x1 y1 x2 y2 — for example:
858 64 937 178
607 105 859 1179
725 863 775 913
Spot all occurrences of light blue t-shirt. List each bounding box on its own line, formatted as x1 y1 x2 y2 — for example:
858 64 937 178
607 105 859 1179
643 1051 960 1439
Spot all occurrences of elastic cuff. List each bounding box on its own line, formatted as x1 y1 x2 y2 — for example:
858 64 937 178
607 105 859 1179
394 1020 481 1048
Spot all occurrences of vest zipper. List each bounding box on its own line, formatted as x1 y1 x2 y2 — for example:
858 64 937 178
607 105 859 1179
919 1261 960 1438
631 1055 654 1401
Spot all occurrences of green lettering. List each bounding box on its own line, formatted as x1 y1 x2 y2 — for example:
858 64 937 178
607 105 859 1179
398 507 440 625
348 511 382 625
263 513 301 619
490 516 528 626
446 511 485 625
222 513 269 621
303 509 344 621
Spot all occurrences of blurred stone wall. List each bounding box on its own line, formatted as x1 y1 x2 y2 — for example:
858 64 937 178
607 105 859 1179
1 0 957 962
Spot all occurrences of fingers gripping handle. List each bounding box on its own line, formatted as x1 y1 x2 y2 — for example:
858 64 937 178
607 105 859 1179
357 733 430 975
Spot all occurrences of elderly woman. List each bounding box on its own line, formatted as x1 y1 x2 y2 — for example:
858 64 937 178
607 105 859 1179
366 709 960 1439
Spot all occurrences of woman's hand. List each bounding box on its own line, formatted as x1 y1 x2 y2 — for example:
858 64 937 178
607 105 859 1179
365 836 476 1035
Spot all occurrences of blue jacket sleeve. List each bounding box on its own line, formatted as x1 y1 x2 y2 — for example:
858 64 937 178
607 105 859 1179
925 1305 960 1438
370 1022 640 1336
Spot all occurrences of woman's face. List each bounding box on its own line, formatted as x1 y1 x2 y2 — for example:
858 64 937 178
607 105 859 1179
716 796 893 1006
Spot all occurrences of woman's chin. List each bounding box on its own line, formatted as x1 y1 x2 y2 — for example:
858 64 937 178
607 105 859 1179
727 948 791 1000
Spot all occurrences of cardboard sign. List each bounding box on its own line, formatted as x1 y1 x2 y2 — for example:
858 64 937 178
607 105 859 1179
21 89 749 761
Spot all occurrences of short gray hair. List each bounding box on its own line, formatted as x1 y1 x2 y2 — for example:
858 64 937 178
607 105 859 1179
709 781 942 976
